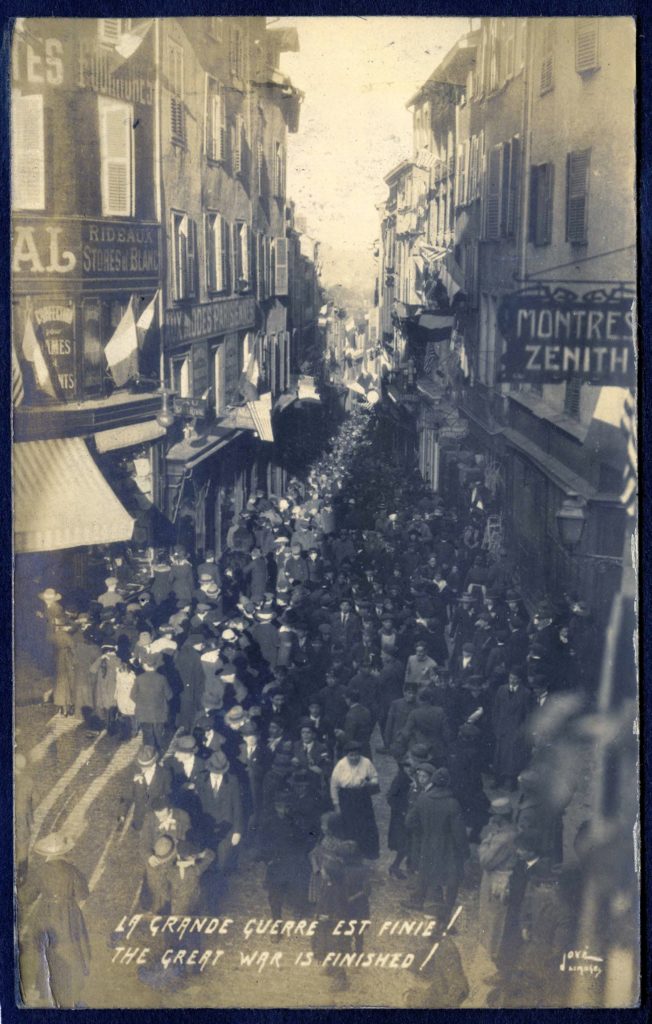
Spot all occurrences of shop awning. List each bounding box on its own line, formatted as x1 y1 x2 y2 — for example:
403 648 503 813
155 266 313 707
94 419 166 453
274 393 298 414
14 437 134 553
166 428 244 469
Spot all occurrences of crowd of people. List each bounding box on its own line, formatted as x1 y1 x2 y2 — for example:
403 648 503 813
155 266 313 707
21 404 605 1007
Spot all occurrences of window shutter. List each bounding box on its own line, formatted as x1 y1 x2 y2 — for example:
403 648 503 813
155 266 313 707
221 217 230 293
506 135 521 237
503 19 515 78
205 78 225 161
205 215 216 291
187 218 197 297
99 98 132 217
566 149 590 243
232 115 243 175
257 140 264 195
232 223 241 285
484 144 502 240
12 93 45 210
540 22 555 94
170 44 185 142
576 20 599 73
273 237 288 295
530 163 554 246
500 140 511 236
99 19 122 44
239 222 250 286
285 330 292 384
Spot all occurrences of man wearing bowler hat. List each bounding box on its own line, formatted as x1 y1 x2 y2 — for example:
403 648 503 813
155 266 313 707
196 751 244 869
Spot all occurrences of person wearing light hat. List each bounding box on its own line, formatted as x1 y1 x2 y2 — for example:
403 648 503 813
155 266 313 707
404 762 469 916
197 550 220 587
29 831 90 1007
196 750 243 869
97 577 124 610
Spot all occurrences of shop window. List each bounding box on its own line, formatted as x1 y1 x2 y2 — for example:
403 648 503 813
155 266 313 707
169 42 186 145
98 96 134 217
576 19 599 74
12 92 45 210
205 76 226 162
540 21 555 95
566 148 591 244
82 299 104 394
529 163 555 246
171 211 197 301
205 211 230 293
171 354 191 398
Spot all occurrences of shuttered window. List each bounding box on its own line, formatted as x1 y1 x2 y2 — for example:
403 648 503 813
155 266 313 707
205 76 226 161
169 43 185 144
99 97 133 217
234 221 252 291
274 142 285 197
231 114 245 175
540 22 555 94
529 163 555 246
503 18 516 79
457 142 466 206
12 92 45 210
206 213 231 293
273 237 288 295
230 24 244 80
488 19 500 92
484 144 502 240
564 378 582 419
171 213 197 300
98 19 123 44
576 19 599 73
566 148 591 244
257 140 265 195
506 135 521 237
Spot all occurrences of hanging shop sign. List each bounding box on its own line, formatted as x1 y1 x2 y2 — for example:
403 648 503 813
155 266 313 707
497 284 635 386
173 396 208 419
33 298 77 394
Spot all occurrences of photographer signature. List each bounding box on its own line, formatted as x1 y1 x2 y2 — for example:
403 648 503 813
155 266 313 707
559 949 604 976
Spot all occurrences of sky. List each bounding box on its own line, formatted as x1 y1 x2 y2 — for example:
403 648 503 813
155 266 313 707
275 16 470 295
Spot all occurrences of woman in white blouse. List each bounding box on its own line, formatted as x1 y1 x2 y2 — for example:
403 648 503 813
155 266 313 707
330 741 380 860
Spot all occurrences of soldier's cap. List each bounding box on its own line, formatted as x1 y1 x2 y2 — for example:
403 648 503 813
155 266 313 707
137 745 158 766
432 767 451 787
415 762 436 777
33 831 74 859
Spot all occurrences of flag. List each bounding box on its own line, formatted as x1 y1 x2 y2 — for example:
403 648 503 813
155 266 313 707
136 290 158 334
12 340 25 407
115 19 153 59
417 312 454 343
22 311 57 398
620 388 637 518
105 296 139 387
239 347 260 402
247 391 274 443
441 251 466 303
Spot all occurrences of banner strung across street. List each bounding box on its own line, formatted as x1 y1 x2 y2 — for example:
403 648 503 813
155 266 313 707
497 284 636 386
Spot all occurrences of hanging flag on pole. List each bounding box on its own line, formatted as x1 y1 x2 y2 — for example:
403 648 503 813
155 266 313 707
22 310 57 398
239 346 260 402
136 290 158 334
12 340 25 407
423 341 439 376
115 19 154 59
620 388 637 518
105 296 140 387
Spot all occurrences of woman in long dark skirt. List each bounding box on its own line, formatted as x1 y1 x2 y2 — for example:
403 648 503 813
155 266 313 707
330 742 380 860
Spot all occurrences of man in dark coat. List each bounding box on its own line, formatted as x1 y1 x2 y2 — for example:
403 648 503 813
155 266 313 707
318 671 349 731
195 751 244 869
448 724 490 841
383 684 418 757
339 689 373 760
492 667 533 789
400 689 451 766
131 655 173 752
404 765 469 916
330 598 362 649
127 745 173 831
174 635 206 731
377 652 408 738
141 795 191 856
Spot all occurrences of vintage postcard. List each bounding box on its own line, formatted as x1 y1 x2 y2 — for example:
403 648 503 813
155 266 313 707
12 16 638 1009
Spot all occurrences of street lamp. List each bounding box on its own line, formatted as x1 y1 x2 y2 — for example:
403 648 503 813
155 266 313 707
556 493 588 551
156 387 176 430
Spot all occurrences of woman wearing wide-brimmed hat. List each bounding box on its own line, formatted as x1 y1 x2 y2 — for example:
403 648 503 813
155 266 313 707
24 831 90 1008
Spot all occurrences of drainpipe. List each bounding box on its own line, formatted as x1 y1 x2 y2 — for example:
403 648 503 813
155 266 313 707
153 18 166 388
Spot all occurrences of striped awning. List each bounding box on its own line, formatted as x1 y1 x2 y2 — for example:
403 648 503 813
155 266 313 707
247 392 274 443
14 437 134 553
